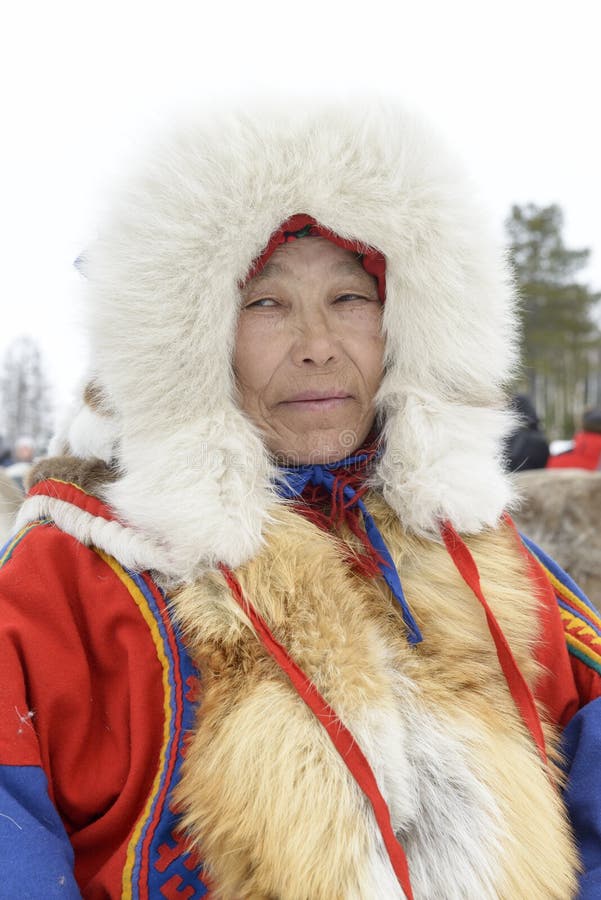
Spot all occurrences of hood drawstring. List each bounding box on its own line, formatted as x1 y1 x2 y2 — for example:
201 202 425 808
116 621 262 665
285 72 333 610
277 449 423 646
276 454 548 765
218 458 548 897
441 521 548 766
220 562 415 900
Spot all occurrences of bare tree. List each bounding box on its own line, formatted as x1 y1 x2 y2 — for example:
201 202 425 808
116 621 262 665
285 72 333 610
0 335 54 455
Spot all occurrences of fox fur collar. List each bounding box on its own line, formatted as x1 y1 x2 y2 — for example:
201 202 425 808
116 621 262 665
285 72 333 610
169 495 578 898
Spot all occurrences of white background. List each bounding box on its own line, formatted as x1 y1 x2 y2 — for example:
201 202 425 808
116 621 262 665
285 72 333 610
1 0 600 419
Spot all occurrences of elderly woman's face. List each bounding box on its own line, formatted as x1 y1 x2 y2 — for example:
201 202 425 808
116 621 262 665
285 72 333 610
234 237 385 464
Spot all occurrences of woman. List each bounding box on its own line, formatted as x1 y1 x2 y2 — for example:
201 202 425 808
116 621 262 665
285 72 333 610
1 103 600 899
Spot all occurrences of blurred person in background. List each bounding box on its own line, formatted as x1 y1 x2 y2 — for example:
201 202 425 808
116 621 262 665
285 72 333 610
0 437 11 467
503 393 550 472
548 407 601 471
4 435 36 491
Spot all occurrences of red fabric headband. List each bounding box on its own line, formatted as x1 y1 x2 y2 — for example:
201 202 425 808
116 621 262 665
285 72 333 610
245 213 386 302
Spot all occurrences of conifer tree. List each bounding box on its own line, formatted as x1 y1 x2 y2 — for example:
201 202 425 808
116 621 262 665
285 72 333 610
506 203 601 437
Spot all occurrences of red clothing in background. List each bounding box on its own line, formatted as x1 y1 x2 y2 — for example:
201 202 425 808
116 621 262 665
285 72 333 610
547 431 601 471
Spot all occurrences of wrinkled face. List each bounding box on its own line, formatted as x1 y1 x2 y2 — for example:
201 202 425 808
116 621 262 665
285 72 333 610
234 237 385 464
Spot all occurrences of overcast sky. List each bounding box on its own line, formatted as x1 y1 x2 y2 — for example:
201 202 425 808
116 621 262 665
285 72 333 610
2 0 600 420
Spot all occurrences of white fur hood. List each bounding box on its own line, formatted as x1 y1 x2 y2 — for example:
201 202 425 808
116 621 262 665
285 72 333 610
28 102 520 582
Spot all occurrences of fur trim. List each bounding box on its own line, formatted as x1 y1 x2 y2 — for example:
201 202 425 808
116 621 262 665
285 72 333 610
16 495 170 574
66 102 518 577
49 379 119 464
170 500 577 899
27 454 118 495
377 391 517 535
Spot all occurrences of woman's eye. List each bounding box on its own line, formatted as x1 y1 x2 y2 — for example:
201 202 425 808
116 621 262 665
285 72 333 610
245 297 279 309
335 293 372 303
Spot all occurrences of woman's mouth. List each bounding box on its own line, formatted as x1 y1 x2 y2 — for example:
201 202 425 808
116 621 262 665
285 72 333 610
281 391 352 411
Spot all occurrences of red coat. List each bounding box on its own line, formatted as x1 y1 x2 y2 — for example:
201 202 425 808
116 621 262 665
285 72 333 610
1 486 601 896
548 431 601 470
0 520 209 899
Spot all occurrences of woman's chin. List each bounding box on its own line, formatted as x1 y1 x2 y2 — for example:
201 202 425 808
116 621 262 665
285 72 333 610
268 431 366 467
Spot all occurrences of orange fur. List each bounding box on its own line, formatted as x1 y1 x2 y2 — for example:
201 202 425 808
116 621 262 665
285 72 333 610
170 494 578 899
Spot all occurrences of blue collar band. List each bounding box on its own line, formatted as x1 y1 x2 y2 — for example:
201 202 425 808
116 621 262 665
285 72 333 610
275 455 423 645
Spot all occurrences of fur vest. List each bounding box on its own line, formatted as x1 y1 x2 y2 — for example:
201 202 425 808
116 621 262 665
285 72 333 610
168 494 578 899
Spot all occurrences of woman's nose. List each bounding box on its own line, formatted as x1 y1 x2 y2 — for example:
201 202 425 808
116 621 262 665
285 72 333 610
290 312 339 367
